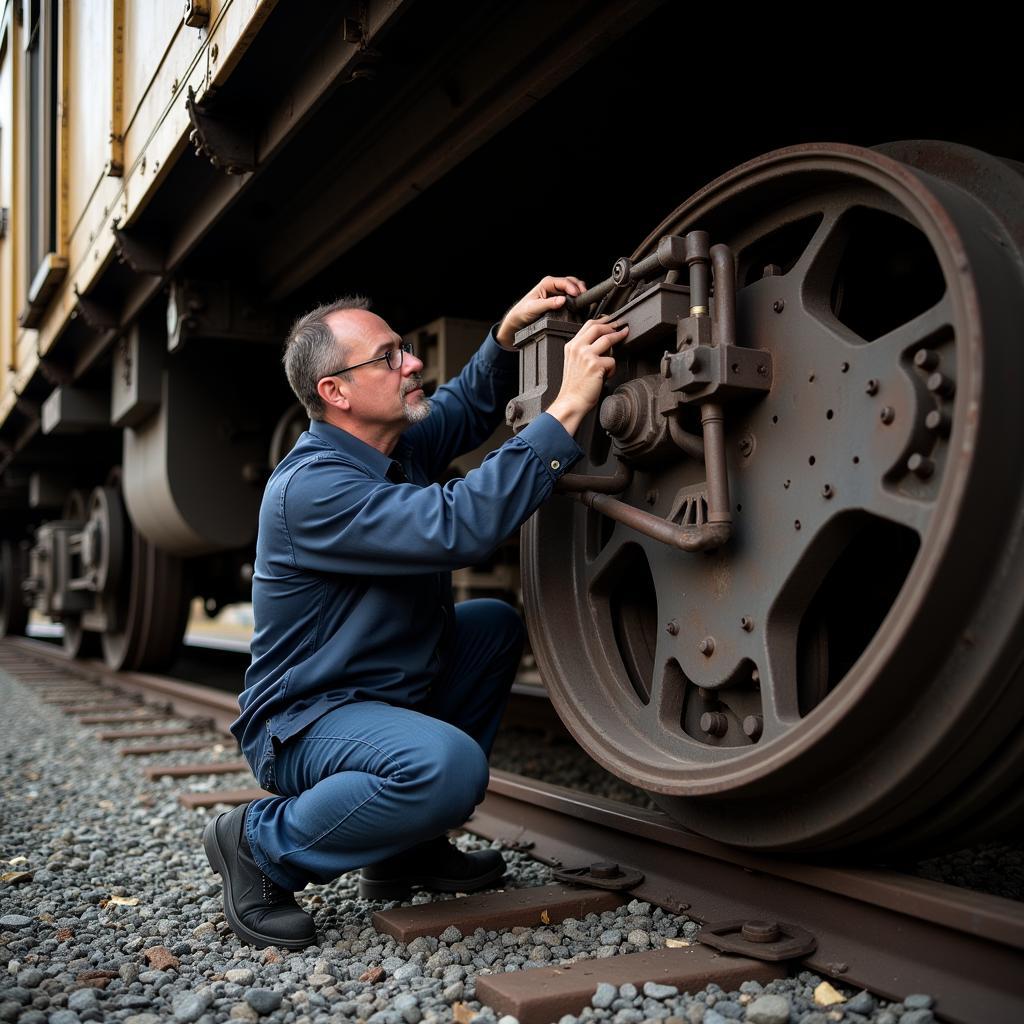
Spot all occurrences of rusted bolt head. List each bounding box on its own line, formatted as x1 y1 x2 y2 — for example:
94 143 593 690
738 435 754 458
879 406 895 425
589 862 622 879
907 453 935 479
698 636 715 656
913 348 939 371
772 299 784 313
821 483 834 499
699 711 728 737
741 920 781 944
666 620 679 636
925 409 951 436
600 394 631 435
927 371 956 399
743 714 763 741
865 378 880 396
612 256 633 285
740 616 753 632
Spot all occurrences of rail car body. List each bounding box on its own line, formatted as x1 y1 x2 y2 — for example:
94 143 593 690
0 1 1021 853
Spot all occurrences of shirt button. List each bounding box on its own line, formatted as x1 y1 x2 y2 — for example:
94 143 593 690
550 459 561 470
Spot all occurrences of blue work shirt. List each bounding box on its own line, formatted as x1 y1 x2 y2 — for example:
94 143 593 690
231 329 583 759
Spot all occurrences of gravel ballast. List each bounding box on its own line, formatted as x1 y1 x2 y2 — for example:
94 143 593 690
0 663 954 1023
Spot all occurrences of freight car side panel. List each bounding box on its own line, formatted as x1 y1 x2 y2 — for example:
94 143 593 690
0 14 17 393
0 0 276 428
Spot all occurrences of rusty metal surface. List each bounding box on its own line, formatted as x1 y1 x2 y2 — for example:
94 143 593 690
466 772 1024 1024
475 946 784 1024
521 140 1024 854
373 885 624 943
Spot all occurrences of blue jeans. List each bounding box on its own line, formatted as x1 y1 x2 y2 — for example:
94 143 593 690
242 599 524 891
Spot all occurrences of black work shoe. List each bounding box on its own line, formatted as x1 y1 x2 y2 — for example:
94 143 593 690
358 834 506 901
202 802 316 950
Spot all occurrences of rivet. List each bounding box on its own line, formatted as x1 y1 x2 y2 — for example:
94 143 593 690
698 637 715 656
794 519 801 530
772 300 785 313
666 620 679 635
740 616 754 632
925 409 951 436
879 406 895 425
783 479 791 489
913 348 939 371
927 372 956 399
865 379 879 396
757 363 768 377
821 483 834 499
907 453 935 479
699 711 728 737
738 435 754 458
743 715 763 741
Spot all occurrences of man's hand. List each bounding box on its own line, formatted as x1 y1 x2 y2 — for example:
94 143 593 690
546 318 628 436
496 275 587 349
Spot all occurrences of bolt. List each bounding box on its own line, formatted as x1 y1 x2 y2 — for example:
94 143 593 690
821 483 834 499
740 616 754 632
743 714 764 741
907 453 935 479
666 620 679 636
757 363 768 377
783 479 791 489
741 920 781 944
865 378 879 396
772 300 785 313
794 519 802 530
751 669 760 684
698 637 715 656
506 400 522 422
879 406 895 425
925 408 952 436
738 435 754 458
927 371 956 399
589 862 622 879
762 263 782 277
913 348 939 371
645 488 659 506
599 394 630 435
699 711 728 737
211 42 219 62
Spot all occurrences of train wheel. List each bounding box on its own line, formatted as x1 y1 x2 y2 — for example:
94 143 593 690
91 485 190 672
523 141 1024 855
0 539 29 638
60 490 101 659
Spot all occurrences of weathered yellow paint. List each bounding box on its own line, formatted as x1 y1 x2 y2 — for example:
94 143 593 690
8 0 278 367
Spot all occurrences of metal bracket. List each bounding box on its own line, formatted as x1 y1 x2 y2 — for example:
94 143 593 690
186 86 256 175
699 919 817 961
71 287 119 331
112 220 164 275
552 862 645 891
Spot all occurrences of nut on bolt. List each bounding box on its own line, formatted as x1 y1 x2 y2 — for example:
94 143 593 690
740 616 753 632
666 620 679 636
698 637 715 656
879 406 895 425
700 711 728 737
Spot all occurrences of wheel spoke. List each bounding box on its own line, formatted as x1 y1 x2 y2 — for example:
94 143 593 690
758 621 802 739
860 292 954 371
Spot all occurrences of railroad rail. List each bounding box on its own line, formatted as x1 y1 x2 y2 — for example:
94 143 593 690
2 637 1021 1024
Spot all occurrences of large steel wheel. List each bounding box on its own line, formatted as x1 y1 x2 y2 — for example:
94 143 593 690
94 483 190 672
0 539 29 638
523 141 1024 855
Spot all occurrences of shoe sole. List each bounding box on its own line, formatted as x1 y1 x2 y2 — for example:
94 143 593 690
357 861 506 901
202 813 315 951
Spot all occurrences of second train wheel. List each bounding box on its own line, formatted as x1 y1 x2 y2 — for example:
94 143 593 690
522 141 1024 855
0 539 29 638
96 485 190 672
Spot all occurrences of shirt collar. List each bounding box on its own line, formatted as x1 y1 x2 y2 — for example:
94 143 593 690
309 419 410 480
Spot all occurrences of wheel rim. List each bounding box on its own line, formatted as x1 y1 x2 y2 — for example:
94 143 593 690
523 141 1024 851
99 487 189 672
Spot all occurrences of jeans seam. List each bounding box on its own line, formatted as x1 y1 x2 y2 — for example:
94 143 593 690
298 733 405 776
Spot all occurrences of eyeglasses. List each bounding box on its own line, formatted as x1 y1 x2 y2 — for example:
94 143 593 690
324 341 414 378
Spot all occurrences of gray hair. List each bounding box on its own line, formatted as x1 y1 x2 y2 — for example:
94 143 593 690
282 295 370 420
